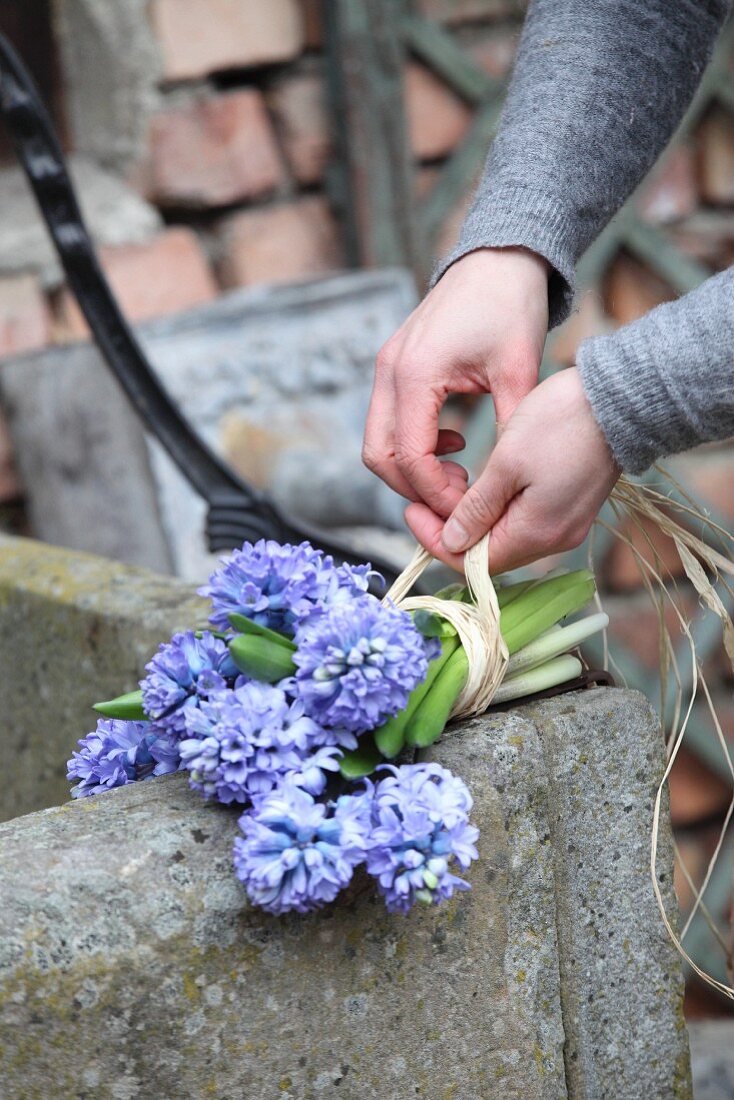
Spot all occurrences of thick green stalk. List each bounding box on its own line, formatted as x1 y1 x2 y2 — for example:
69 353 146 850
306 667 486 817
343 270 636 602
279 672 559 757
505 613 608 678
405 646 469 748
492 654 583 705
500 570 596 654
375 636 461 758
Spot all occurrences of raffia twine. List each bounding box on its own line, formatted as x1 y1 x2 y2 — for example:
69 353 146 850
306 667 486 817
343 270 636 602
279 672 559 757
384 533 509 718
385 471 734 998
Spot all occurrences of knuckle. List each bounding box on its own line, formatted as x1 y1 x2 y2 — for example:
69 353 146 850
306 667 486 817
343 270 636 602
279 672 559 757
393 444 420 478
361 441 382 472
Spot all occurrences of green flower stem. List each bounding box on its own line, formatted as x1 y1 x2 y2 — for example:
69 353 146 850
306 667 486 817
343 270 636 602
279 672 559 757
374 635 461 758
405 646 469 748
500 570 596 655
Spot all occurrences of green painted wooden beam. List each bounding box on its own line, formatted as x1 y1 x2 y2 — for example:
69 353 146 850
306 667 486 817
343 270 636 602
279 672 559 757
401 12 501 105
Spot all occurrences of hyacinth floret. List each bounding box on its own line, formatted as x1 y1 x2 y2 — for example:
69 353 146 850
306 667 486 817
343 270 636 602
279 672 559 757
364 763 479 913
178 681 340 804
67 719 180 799
233 781 369 914
141 630 238 738
199 539 375 634
293 594 439 735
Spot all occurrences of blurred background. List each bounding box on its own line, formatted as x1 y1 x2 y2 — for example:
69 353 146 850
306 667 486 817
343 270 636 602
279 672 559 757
0 0 733 1029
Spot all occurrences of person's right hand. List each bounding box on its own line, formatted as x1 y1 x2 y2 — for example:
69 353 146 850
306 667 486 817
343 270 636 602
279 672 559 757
362 246 550 520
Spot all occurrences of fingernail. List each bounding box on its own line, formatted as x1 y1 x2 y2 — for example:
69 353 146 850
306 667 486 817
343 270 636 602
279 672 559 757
442 518 469 553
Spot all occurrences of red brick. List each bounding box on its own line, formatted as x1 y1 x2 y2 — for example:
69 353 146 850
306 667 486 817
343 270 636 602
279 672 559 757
405 63 472 161
603 511 687 591
55 228 218 342
0 405 21 503
697 107 734 206
551 288 612 367
603 251 675 325
269 73 330 185
144 90 284 208
300 0 323 49
666 447 734 528
218 198 343 288
150 0 304 81
669 749 732 829
638 143 697 224
0 275 52 360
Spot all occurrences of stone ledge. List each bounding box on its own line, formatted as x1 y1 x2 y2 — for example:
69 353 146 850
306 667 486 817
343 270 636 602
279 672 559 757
0 688 691 1099
0 535 205 821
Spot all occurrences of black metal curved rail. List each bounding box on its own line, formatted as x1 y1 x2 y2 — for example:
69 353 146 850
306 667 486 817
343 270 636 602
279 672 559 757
0 32 399 583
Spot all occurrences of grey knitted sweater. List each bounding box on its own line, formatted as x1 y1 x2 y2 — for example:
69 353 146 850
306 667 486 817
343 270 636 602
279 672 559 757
435 0 734 474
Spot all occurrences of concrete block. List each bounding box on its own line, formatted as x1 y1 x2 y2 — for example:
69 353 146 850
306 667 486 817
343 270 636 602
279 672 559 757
0 270 417 580
0 687 690 1098
0 535 204 821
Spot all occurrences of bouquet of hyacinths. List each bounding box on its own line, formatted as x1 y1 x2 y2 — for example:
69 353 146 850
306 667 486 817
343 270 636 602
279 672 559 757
66 539 607 916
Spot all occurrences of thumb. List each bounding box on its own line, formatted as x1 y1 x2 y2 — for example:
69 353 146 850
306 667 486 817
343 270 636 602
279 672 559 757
441 451 522 555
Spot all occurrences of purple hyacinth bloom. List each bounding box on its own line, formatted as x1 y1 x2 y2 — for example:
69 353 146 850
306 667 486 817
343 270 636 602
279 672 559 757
67 719 180 799
293 594 438 735
364 763 479 913
199 539 375 634
141 630 238 738
232 781 369 914
178 681 340 805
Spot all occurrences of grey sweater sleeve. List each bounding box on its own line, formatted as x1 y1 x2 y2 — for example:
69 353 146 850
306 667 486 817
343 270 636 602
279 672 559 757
433 0 730 327
577 267 734 473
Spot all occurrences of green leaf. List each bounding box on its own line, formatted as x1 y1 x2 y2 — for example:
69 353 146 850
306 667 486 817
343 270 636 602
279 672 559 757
228 634 296 682
93 689 147 720
412 609 457 639
228 613 297 651
339 737 383 780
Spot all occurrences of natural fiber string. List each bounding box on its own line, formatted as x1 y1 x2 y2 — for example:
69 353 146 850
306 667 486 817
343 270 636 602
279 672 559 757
608 473 734 998
385 471 734 997
384 532 509 718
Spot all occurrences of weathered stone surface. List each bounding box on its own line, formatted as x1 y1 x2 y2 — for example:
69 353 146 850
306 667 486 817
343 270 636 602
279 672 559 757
0 535 204 821
518 689 691 1099
0 270 417 579
0 158 162 287
55 0 162 172
0 275 52 359
0 688 690 1098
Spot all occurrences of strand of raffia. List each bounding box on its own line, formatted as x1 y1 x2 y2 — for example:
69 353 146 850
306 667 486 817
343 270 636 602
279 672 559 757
383 532 509 718
607 473 734 999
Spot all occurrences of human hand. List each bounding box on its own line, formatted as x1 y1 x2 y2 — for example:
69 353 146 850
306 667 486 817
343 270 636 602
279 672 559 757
405 367 621 574
362 247 550 520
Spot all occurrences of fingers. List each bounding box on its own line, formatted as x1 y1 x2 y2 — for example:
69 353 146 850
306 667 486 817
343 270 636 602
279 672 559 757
392 381 459 518
404 503 467 573
442 447 523 554
362 369 421 503
436 429 466 455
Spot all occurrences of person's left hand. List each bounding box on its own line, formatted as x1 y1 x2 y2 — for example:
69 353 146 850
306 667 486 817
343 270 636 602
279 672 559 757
405 367 621 575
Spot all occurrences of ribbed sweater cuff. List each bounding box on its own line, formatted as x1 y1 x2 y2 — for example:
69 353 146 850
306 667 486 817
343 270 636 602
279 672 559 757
577 331 681 475
430 188 579 329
